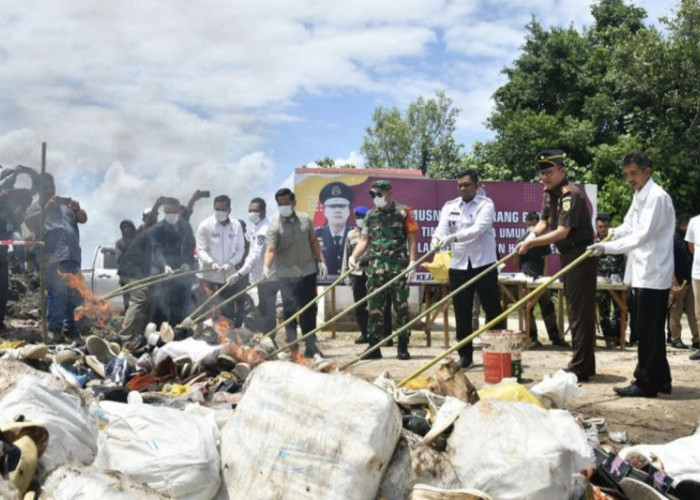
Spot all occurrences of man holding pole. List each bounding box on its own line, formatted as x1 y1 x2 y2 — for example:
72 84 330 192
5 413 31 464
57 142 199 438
589 151 675 397
350 180 418 360
516 150 597 382
264 188 327 357
432 169 504 369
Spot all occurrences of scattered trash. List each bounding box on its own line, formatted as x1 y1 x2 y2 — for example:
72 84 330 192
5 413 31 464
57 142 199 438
477 378 545 409
609 431 628 444
428 358 480 404
529 369 584 409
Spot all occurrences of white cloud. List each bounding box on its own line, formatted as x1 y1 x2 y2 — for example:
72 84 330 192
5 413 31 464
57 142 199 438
0 0 679 262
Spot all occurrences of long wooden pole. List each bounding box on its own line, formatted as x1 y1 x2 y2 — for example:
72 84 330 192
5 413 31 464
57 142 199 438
39 143 47 343
340 250 518 370
265 247 439 359
396 244 601 387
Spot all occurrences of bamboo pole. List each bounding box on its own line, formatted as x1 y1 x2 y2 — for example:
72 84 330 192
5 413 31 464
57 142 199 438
186 280 233 322
265 247 439 359
340 250 518 370
39 143 47 343
191 277 265 324
396 244 602 387
261 265 357 339
102 268 216 300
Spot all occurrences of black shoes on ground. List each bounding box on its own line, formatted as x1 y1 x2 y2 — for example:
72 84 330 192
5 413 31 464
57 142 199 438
614 383 658 398
670 339 689 349
457 357 472 369
354 335 369 344
362 346 382 359
552 338 570 348
689 350 700 361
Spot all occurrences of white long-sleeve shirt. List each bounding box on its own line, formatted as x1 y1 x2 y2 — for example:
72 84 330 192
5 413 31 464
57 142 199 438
432 195 498 269
602 178 675 289
237 217 276 282
196 216 245 284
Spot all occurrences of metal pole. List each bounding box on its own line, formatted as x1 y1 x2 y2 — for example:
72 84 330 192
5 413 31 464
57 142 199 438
340 251 518 370
39 143 47 343
396 243 603 387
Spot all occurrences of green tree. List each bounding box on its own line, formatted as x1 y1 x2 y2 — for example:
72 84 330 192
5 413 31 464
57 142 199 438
361 91 463 177
472 0 700 217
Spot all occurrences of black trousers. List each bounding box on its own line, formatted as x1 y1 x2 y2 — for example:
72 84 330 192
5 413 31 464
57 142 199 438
632 288 672 391
561 249 597 378
449 264 504 362
351 273 392 338
279 273 318 350
529 291 560 341
201 278 248 328
257 280 280 335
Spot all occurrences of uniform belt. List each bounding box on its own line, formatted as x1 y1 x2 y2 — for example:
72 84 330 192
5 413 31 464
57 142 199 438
557 240 592 254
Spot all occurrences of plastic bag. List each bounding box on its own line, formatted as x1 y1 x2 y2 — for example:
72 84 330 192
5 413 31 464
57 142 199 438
423 251 452 282
447 401 592 499
619 427 700 482
0 375 98 472
529 369 584 409
42 464 168 499
94 401 221 500
477 379 545 409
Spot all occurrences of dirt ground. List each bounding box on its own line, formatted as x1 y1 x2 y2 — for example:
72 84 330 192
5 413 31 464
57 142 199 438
315 317 700 447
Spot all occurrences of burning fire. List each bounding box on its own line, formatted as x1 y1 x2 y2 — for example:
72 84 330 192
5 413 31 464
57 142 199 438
289 349 312 367
59 271 111 325
226 342 265 366
214 315 233 343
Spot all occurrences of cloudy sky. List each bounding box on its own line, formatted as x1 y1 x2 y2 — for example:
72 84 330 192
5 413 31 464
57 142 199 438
0 0 677 262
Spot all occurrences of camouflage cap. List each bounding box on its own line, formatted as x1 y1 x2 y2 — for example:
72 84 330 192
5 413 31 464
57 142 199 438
370 179 392 191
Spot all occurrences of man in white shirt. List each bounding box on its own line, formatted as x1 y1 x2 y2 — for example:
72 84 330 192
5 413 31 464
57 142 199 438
432 169 504 369
686 214 700 361
228 197 279 335
589 151 676 397
196 195 246 326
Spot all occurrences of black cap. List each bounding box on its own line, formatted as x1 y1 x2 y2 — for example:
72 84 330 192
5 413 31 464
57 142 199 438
319 181 354 204
536 149 566 169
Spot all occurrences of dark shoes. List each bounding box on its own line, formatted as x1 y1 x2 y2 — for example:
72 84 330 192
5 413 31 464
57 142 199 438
457 357 472 369
692 341 700 349
671 339 689 349
354 335 369 344
362 346 382 359
552 338 570 348
529 339 543 348
689 350 700 361
304 345 323 358
613 383 657 398
397 350 411 360
605 338 620 349
397 337 410 360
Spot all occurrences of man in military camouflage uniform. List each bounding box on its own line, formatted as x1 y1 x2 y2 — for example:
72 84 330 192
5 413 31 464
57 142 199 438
595 213 625 347
350 180 418 360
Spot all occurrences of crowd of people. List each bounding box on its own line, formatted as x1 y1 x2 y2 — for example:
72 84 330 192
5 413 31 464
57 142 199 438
1 146 698 396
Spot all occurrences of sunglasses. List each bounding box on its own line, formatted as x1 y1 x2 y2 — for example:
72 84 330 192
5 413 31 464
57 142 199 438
368 191 384 198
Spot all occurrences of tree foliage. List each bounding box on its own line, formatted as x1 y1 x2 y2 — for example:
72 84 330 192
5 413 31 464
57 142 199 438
474 0 700 217
360 91 463 177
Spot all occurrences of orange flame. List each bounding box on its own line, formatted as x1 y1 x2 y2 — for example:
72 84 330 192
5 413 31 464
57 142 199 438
289 349 312 367
226 342 265 366
214 315 233 343
58 271 111 325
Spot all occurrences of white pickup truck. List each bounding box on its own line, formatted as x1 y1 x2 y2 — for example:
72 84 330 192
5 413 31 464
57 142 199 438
82 245 124 311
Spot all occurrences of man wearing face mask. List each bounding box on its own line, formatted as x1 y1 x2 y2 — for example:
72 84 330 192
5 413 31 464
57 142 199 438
229 198 279 335
196 195 246 326
150 197 196 327
350 180 418 360
264 188 327 357
433 169 504 369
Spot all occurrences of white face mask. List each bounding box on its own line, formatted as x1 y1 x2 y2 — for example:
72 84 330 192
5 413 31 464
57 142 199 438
248 211 261 224
373 195 387 209
278 205 293 217
214 210 229 223
356 219 364 229
164 213 180 225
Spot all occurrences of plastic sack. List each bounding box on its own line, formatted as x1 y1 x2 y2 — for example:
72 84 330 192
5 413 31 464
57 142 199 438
0 374 98 472
221 361 402 499
618 426 700 482
42 464 168 499
529 369 584 409
477 379 545 409
153 336 222 366
423 251 452 282
447 401 592 499
94 401 221 500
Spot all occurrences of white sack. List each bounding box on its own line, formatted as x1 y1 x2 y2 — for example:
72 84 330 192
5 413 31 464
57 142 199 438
0 373 97 472
94 401 221 500
220 361 402 499
42 464 168 499
447 401 592 499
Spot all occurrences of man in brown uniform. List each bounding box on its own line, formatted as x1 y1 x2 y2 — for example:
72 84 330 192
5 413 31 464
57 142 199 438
516 149 597 381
